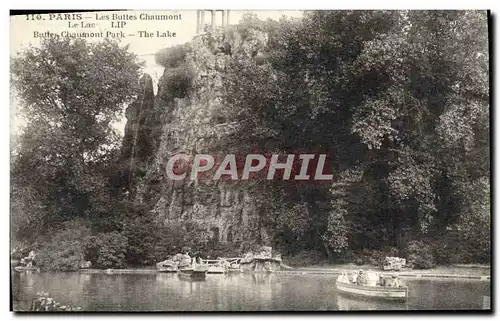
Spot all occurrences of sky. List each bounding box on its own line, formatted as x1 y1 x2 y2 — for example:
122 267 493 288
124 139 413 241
10 10 304 136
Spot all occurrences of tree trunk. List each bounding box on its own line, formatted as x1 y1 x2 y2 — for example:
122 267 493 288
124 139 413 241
323 240 332 258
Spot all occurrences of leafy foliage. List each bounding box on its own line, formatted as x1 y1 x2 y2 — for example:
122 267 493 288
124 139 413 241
122 214 211 265
36 221 90 271
11 37 142 241
355 247 399 266
84 232 128 268
220 10 490 263
155 44 187 68
122 214 159 266
406 240 436 269
159 65 193 100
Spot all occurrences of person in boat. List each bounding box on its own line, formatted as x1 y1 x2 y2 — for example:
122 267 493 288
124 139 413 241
336 272 349 284
379 274 386 286
351 271 358 284
385 275 401 287
365 270 379 286
357 270 367 285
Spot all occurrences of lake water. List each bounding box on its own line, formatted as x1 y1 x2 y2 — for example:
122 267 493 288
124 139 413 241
11 271 490 311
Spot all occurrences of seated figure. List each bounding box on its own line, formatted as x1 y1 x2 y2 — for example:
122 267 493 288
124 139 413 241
351 271 358 284
336 272 349 284
357 270 367 285
365 270 379 286
385 275 401 287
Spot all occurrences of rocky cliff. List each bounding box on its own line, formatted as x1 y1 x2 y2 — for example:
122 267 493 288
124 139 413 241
121 26 271 246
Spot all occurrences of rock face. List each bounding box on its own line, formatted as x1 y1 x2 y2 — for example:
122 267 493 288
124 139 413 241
122 26 272 246
156 253 192 269
79 261 92 269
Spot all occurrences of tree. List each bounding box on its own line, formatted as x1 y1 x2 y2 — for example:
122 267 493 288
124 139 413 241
11 38 142 237
352 10 489 242
221 11 406 256
220 10 489 261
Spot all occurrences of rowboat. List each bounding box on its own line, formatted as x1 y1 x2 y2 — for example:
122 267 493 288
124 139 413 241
178 268 208 281
156 259 178 273
207 266 225 274
336 281 409 301
158 267 178 273
14 266 40 272
200 259 226 274
226 267 242 273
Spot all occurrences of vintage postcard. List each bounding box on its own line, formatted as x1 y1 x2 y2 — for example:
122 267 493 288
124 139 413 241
9 9 491 312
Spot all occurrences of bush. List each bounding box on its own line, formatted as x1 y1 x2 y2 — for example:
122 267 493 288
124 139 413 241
152 222 185 261
183 220 211 253
354 247 399 266
84 232 128 268
155 44 187 68
37 220 90 271
123 215 158 266
328 250 354 265
427 231 460 265
281 250 327 267
406 240 436 269
124 217 212 265
159 64 193 100
236 12 266 39
457 215 491 264
204 243 242 259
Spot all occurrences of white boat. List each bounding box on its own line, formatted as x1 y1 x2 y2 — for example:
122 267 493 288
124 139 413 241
178 267 208 280
226 267 242 273
207 266 225 274
14 266 40 272
336 281 409 301
200 259 227 274
158 266 178 273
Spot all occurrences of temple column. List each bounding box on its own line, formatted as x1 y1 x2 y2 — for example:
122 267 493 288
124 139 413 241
221 10 225 27
200 10 205 32
196 10 201 33
211 10 216 29
226 10 230 26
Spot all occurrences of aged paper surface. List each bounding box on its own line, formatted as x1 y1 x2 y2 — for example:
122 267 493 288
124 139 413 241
10 10 490 312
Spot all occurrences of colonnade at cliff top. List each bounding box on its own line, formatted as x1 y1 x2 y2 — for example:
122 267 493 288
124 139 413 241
196 10 230 34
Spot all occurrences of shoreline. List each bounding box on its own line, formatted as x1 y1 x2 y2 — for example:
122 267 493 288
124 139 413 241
292 264 490 280
71 264 490 280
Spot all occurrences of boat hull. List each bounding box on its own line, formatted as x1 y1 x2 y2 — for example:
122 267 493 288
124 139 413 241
14 266 40 272
207 266 225 274
158 267 178 273
178 269 207 281
336 281 408 301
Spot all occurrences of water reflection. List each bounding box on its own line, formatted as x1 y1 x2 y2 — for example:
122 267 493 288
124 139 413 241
12 272 490 311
